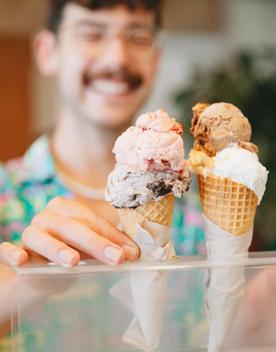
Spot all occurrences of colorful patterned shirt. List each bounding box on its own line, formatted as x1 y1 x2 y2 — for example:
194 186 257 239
0 136 206 255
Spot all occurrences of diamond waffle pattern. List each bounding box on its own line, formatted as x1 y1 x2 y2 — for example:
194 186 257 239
118 194 175 238
197 174 258 236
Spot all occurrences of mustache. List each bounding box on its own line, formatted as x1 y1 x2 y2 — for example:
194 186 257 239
83 68 143 89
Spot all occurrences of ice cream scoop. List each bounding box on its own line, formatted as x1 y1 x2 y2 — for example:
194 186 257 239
210 144 268 204
190 144 268 204
108 109 191 209
136 109 183 134
113 109 185 172
189 102 268 204
106 165 191 208
190 102 258 156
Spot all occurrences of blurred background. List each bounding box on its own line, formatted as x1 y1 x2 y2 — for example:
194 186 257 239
0 0 275 249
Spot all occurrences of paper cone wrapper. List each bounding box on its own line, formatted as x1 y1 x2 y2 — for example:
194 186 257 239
204 215 253 352
118 193 175 238
196 172 257 351
111 203 175 351
197 174 257 236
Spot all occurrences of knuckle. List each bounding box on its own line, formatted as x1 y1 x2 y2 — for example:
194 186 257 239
31 212 43 226
47 196 65 209
51 214 66 229
21 226 33 244
31 210 50 226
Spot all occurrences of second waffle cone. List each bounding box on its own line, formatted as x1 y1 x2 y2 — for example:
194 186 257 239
197 174 258 236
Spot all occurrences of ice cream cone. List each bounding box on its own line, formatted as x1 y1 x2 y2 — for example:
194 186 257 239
106 110 191 351
189 102 268 352
197 173 258 236
118 193 175 238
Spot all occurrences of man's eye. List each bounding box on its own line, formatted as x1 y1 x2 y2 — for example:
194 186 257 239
77 30 104 42
128 31 154 48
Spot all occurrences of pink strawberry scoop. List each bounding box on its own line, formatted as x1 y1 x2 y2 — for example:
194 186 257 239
113 109 185 172
106 110 191 208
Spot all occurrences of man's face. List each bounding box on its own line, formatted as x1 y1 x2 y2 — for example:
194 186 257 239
49 4 160 128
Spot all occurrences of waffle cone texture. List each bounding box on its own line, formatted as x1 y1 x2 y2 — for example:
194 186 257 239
118 193 175 238
197 174 258 236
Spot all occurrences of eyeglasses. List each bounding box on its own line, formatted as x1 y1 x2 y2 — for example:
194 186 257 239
60 20 160 55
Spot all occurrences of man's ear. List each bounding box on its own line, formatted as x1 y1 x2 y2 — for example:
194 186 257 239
33 30 59 76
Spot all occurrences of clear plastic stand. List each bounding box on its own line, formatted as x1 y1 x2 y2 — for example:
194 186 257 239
8 252 276 352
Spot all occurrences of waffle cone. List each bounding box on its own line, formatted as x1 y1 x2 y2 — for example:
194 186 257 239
118 193 175 238
197 174 258 236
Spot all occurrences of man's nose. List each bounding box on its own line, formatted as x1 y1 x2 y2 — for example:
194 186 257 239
99 37 131 68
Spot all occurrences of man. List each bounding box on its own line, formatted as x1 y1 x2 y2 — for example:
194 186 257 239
0 0 204 267
0 0 276 349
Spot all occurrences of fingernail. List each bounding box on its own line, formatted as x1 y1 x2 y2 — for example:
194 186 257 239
104 246 124 264
59 249 75 266
10 250 22 264
123 244 140 260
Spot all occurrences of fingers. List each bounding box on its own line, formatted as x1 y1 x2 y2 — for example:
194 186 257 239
22 196 140 267
31 211 125 264
22 226 80 268
0 242 28 266
47 197 139 261
26 211 126 266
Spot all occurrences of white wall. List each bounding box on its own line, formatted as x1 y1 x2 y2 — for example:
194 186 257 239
142 33 226 118
143 0 276 120
224 0 276 49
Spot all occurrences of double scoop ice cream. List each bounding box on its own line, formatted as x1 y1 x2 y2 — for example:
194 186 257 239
189 102 268 235
106 109 191 231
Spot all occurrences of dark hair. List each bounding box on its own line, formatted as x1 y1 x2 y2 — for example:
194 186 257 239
47 0 163 33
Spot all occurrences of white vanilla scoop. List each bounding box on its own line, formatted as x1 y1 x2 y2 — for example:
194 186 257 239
205 144 268 204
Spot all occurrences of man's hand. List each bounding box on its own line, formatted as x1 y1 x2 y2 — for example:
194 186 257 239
1 197 139 267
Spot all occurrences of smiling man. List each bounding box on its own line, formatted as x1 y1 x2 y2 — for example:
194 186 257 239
1 1 276 349
0 0 205 268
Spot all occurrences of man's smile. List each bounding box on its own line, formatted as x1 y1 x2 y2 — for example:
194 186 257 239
83 68 143 99
90 78 133 96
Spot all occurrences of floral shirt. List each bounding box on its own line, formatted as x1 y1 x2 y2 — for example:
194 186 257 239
0 136 205 255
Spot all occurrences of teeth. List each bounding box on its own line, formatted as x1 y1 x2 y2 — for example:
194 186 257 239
92 79 129 95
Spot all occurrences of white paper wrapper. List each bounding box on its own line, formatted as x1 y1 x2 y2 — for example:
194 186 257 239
110 220 175 351
204 215 253 352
